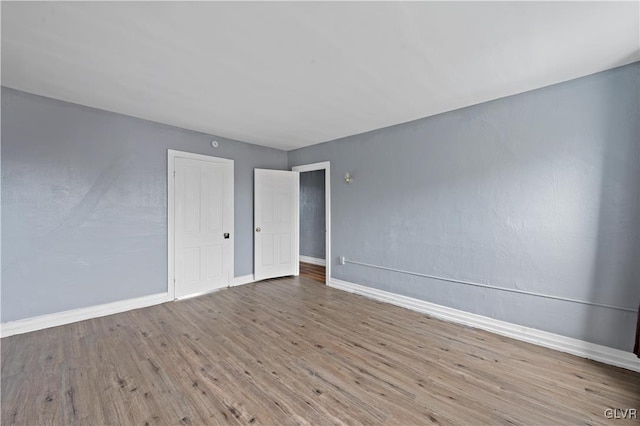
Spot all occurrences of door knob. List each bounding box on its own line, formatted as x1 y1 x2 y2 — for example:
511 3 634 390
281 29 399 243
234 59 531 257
256 227 261 232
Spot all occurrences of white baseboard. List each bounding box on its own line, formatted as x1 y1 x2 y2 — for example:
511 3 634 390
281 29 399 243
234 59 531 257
230 274 255 287
329 278 640 373
2 274 256 337
1 293 170 338
299 256 326 266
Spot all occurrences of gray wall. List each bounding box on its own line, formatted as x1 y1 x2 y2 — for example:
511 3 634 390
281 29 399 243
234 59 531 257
289 62 640 351
1 87 287 322
300 170 325 259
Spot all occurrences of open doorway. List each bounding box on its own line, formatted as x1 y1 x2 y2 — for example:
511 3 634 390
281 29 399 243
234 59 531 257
292 162 331 285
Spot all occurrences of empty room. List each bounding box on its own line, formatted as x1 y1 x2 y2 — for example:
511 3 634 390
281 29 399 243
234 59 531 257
1 1 639 425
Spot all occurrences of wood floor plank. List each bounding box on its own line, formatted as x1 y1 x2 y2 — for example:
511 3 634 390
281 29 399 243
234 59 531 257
2 276 639 425
299 262 325 283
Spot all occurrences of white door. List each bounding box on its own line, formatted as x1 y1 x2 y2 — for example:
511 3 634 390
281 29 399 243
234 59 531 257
173 155 233 299
254 169 299 281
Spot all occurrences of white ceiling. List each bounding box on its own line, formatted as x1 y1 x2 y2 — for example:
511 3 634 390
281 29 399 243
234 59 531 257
2 2 639 151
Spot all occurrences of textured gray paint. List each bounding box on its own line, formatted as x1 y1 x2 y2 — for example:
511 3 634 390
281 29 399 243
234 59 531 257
300 170 325 259
1 87 287 322
289 62 640 351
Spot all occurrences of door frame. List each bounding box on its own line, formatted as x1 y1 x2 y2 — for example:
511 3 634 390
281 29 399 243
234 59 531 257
292 161 331 285
168 149 234 300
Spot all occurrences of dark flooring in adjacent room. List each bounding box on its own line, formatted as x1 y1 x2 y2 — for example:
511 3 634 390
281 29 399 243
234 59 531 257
299 261 325 283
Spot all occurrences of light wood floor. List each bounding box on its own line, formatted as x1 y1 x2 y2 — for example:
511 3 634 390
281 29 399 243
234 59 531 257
2 276 638 425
